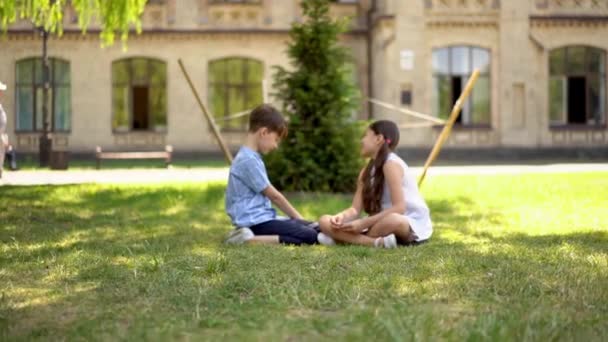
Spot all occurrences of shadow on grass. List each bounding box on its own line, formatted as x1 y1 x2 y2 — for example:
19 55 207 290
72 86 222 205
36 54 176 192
1 185 606 340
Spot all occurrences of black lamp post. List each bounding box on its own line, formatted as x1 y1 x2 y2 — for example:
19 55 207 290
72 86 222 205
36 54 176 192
38 26 52 167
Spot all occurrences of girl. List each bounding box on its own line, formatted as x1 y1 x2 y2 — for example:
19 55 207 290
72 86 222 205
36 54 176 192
318 120 432 248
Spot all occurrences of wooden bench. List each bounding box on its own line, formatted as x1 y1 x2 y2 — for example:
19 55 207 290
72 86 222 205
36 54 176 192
95 145 173 169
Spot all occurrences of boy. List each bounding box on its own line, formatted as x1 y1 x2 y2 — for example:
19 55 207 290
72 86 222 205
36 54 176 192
224 104 318 245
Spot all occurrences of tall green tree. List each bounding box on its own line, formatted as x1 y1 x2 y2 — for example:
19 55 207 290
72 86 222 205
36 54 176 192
0 0 148 46
266 0 364 193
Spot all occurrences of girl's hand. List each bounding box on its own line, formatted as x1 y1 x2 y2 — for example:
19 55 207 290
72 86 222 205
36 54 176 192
330 214 344 229
340 219 365 233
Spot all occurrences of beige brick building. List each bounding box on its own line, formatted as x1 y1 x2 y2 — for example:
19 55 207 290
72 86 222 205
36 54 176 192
0 0 607 154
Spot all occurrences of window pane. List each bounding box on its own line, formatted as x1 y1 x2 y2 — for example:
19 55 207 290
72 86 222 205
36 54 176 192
245 84 263 127
210 84 227 120
460 77 472 124
54 86 71 131
549 76 566 124
247 60 264 83
131 58 149 84
112 86 130 129
149 86 167 127
550 48 566 75
238 86 261 127
209 60 227 83
209 58 262 129
228 87 245 129
451 46 470 75
472 75 490 125
566 46 586 74
112 61 130 84
588 48 606 74
432 48 449 74
228 86 246 114
227 58 244 84
16 86 34 130
433 75 451 120
16 60 34 84
472 48 490 74
589 74 605 125
54 60 70 84
245 84 263 109
150 61 166 85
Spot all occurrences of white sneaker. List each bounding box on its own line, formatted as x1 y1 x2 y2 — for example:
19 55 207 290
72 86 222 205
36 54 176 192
317 232 336 246
383 234 398 249
225 228 254 245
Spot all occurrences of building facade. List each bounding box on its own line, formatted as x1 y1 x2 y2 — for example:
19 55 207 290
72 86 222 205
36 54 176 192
0 0 607 153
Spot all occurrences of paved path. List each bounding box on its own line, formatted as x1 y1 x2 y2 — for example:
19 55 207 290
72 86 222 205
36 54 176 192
1 164 607 186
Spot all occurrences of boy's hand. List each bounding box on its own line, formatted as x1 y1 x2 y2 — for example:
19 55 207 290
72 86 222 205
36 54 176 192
330 214 344 229
340 219 365 233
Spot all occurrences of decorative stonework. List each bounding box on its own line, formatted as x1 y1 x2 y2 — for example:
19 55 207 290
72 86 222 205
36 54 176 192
15 133 70 152
143 3 167 29
593 131 605 143
114 132 166 148
425 0 500 27
206 2 264 27
294 2 363 29
552 131 567 143
433 129 499 147
533 0 608 16
535 0 608 11
167 0 177 24
330 3 362 28
530 16 608 27
425 0 501 13
64 5 79 27
550 129 607 146
531 0 608 29
426 19 499 28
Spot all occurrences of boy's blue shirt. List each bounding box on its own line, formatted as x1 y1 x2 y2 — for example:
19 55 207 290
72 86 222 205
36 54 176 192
225 146 277 227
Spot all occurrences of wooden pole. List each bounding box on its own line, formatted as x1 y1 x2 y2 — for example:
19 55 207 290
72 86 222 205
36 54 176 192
178 59 233 164
417 69 481 188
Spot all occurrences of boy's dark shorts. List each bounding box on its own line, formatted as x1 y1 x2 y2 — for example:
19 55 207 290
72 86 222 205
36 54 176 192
250 219 319 245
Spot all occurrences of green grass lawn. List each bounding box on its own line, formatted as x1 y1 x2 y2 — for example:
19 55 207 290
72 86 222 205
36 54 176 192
1 173 607 341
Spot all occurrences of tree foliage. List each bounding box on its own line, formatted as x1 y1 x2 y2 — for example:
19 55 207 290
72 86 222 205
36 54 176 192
266 0 364 193
0 0 147 46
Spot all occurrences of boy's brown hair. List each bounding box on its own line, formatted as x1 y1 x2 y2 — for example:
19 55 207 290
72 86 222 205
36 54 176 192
249 104 288 138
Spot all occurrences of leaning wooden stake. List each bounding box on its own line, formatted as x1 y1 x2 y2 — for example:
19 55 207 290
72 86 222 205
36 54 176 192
418 69 481 188
178 59 233 164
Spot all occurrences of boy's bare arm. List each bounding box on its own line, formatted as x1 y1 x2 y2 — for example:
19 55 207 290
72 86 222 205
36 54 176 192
262 185 303 220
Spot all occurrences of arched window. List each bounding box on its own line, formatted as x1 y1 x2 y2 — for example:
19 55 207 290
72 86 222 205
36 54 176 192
432 46 491 126
112 58 167 132
15 58 71 132
208 57 264 130
549 46 606 126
